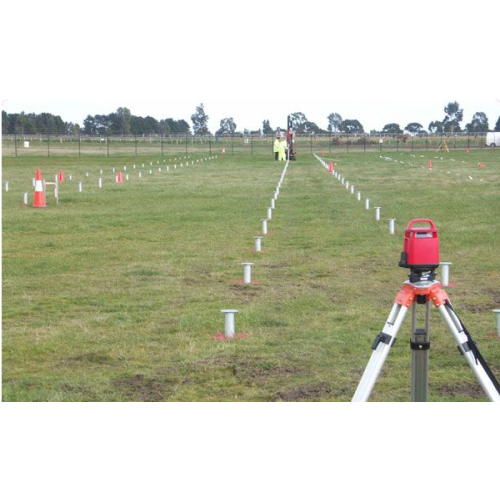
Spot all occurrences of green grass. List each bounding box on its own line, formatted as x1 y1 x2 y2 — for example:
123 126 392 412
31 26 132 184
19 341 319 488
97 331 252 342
2 148 500 401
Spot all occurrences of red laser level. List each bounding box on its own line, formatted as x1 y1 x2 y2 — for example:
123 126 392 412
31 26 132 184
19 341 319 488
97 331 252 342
399 219 440 281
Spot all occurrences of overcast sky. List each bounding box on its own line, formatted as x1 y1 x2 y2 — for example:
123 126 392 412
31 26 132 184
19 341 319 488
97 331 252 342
2 0 500 133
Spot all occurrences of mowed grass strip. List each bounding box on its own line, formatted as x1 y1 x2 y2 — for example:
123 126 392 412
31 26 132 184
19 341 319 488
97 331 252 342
2 149 500 401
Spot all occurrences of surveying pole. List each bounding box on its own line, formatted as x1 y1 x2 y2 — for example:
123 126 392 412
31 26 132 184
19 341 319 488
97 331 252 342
352 219 500 402
286 115 296 161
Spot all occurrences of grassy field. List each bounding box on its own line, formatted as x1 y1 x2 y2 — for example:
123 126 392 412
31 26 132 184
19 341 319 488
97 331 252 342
2 147 500 401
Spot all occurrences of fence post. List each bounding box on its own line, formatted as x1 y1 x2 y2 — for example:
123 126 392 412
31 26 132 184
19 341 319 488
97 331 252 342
161 135 164 157
107 134 110 157
231 135 234 155
47 135 50 157
363 135 366 153
185 133 188 155
310 134 313 154
14 133 18 157
135 135 138 157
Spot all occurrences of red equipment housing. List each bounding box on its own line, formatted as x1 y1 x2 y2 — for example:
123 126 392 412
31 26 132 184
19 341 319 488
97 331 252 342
399 219 440 271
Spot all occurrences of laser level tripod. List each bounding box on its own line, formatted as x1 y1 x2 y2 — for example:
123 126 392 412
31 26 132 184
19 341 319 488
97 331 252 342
352 220 500 402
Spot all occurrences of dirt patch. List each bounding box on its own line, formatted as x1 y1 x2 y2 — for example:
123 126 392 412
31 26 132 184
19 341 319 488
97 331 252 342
460 302 496 314
112 374 167 402
194 355 301 381
232 359 300 379
228 284 262 297
485 289 500 305
272 382 331 402
57 351 114 368
459 288 500 313
68 352 114 364
435 381 483 400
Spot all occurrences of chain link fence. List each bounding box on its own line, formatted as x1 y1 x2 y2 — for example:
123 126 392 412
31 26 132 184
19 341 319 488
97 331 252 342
1 132 491 157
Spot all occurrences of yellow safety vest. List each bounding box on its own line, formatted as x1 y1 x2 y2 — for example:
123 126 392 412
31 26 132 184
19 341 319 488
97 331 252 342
273 140 280 153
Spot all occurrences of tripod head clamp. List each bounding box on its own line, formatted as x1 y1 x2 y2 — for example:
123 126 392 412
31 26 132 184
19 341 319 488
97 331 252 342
399 219 440 282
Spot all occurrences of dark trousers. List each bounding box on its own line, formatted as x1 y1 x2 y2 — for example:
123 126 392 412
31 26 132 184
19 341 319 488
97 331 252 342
274 152 279 161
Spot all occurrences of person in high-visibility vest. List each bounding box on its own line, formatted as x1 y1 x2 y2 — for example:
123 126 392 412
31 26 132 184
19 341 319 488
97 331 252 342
273 137 280 161
279 139 288 161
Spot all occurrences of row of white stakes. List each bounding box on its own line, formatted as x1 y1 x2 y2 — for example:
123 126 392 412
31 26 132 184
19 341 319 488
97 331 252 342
314 154 392 232
314 154 455 279
313 156 500 333
221 160 290 339
7 156 193 193
16 155 218 203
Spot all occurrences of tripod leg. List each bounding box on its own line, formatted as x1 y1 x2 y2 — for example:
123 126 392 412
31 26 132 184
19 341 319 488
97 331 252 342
437 304 500 402
352 304 409 402
411 301 431 402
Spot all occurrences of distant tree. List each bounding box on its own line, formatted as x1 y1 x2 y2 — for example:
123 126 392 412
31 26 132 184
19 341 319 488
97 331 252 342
465 112 489 133
158 119 171 135
23 115 37 134
289 112 308 132
404 122 423 134
428 120 444 134
116 107 132 134
495 116 500 132
70 123 81 135
93 114 115 135
382 123 403 134
443 101 463 133
13 113 28 134
83 115 97 135
174 119 190 134
327 113 343 133
2 110 9 134
217 117 237 135
262 119 273 134
303 121 322 133
339 119 364 134
191 103 209 134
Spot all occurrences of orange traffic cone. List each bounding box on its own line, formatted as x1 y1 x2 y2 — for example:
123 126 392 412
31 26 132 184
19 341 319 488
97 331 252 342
428 160 433 169
478 162 485 168
329 161 334 174
116 171 123 183
466 147 470 153
322 151 325 157
58 170 65 182
33 167 46 208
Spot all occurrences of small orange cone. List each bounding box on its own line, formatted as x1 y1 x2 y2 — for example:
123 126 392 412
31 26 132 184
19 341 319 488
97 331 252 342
58 170 65 182
33 167 46 208
116 171 123 183
322 151 325 157
329 161 334 174
478 162 485 168
428 160 433 169
466 147 470 153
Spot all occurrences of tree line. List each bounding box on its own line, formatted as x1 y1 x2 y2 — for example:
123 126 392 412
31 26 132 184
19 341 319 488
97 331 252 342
2 107 190 136
3 102 500 136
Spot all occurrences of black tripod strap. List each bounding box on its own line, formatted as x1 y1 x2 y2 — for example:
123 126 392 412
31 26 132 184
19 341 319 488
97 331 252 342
445 300 500 395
